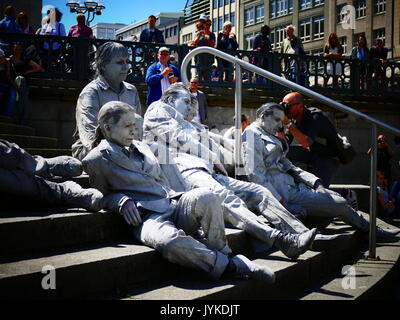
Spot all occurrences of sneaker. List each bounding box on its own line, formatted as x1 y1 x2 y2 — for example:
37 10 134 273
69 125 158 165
376 226 400 239
229 254 276 283
273 228 317 260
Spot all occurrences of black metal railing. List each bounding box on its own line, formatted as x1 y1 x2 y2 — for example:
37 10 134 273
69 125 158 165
2 32 399 96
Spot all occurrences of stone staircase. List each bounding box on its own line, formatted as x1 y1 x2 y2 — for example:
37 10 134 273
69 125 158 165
0 114 399 300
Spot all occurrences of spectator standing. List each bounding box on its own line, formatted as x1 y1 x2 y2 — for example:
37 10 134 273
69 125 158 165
145 47 180 106
0 48 17 118
0 5 21 33
188 76 208 124
376 170 398 218
139 15 165 44
68 13 93 38
216 21 238 82
370 39 388 90
39 8 66 70
9 43 42 125
324 33 343 89
368 134 395 186
280 25 306 86
351 35 370 90
191 17 215 81
252 25 272 83
16 11 35 34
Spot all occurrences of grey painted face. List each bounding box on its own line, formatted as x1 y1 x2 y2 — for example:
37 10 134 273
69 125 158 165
103 53 130 86
107 111 136 147
260 109 285 134
171 90 193 119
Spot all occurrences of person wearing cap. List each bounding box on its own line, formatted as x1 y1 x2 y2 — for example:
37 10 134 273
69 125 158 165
145 47 181 106
139 15 165 44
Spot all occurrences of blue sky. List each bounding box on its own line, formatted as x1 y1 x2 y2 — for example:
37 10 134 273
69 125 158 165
42 0 186 30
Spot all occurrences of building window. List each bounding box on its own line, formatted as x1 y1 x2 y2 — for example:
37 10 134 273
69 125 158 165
225 0 229 5
255 4 264 23
374 0 386 14
174 26 178 36
218 0 223 8
213 0 217 9
270 0 293 18
355 0 366 19
313 16 324 40
314 0 324 6
244 8 254 26
340 37 347 54
244 33 254 50
218 16 223 30
374 28 386 42
183 33 192 44
337 4 347 23
213 18 217 32
300 0 312 10
300 18 311 42
224 14 229 22
270 25 285 49
231 0 235 2
230 12 235 26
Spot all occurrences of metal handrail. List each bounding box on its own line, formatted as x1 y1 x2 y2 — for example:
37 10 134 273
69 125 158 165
181 46 400 259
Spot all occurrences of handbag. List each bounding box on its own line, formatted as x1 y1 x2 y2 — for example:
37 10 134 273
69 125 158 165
336 134 356 164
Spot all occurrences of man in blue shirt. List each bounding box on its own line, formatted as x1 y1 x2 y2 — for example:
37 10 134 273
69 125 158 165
0 5 21 33
145 47 180 105
139 15 165 44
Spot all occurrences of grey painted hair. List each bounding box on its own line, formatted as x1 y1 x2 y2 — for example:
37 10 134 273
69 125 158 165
95 42 129 78
92 101 136 148
160 82 198 119
256 102 284 119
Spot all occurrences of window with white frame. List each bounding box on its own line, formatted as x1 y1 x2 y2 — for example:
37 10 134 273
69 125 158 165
230 12 235 26
245 8 254 26
375 0 386 14
270 0 293 18
300 0 312 10
274 25 286 49
244 33 255 50
213 0 217 9
218 16 223 30
337 4 347 23
300 18 311 42
355 0 366 19
313 16 324 40
374 28 386 42
340 37 347 54
255 4 264 23
218 0 223 8
224 14 229 22
225 0 229 5
183 33 192 44
213 18 217 32
314 0 324 6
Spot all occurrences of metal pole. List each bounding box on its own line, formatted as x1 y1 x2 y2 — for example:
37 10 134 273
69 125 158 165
234 63 242 179
368 124 377 259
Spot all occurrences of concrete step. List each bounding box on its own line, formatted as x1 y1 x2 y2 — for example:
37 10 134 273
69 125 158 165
120 218 369 300
0 115 14 123
0 209 132 260
298 231 400 300
0 123 36 136
0 228 249 299
0 134 57 149
25 148 72 158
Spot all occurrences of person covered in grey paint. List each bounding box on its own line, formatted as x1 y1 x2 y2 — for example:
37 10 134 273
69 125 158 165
82 101 276 283
241 102 400 239
143 83 319 261
0 139 104 211
72 42 142 160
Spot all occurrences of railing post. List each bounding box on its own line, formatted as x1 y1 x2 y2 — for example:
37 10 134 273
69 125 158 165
234 62 243 179
368 124 378 260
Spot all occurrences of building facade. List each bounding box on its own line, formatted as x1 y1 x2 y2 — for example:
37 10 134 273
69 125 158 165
115 12 183 44
91 23 127 40
239 0 397 58
210 0 239 36
180 0 210 45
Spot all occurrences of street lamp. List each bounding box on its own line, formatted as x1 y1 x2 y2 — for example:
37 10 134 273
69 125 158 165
66 1 105 25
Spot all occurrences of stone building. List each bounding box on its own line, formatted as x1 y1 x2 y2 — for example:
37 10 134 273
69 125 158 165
238 0 398 58
91 23 127 40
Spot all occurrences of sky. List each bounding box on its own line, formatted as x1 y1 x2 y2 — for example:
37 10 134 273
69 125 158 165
42 0 187 30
